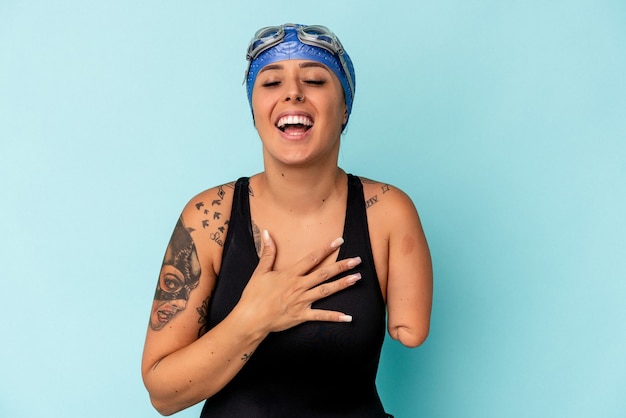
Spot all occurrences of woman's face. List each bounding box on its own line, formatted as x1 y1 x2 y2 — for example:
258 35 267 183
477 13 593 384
251 59 347 167
150 265 189 330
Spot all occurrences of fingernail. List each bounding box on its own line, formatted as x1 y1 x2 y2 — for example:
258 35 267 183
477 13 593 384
346 256 362 268
263 230 270 245
330 237 344 249
339 314 353 322
346 273 362 285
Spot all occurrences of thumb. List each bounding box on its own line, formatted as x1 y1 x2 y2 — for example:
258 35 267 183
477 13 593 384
257 229 276 271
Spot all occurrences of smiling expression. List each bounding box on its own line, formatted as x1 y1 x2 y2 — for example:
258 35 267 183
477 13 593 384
251 59 347 166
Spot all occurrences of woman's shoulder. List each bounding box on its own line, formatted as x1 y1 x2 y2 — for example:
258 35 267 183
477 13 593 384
355 175 416 213
177 180 241 253
181 180 238 220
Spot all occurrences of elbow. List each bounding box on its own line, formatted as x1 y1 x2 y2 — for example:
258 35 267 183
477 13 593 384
144 375 210 416
144 377 184 416
143 367 215 416
149 395 182 417
143 376 172 416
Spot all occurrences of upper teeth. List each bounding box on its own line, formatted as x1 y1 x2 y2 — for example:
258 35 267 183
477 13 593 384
277 115 313 128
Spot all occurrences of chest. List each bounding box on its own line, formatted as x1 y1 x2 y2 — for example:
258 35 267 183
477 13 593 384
248 190 345 266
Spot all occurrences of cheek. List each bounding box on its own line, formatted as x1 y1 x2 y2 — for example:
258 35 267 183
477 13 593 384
251 92 272 122
326 85 347 123
325 98 347 126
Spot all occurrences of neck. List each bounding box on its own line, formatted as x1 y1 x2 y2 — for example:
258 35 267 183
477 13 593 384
256 165 346 215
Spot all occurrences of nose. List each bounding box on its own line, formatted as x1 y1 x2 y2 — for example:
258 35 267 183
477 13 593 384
285 93 304 102
170 298 188 310
284 80 304 103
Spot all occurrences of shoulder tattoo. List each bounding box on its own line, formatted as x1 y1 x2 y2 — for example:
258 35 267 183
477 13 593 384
190 183 234 248
364 182 392 209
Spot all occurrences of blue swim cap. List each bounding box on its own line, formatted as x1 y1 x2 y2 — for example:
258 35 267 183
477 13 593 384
245 24 356 129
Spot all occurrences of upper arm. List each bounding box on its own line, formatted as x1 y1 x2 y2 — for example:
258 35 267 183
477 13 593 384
381 187 433 347
141 183 235 376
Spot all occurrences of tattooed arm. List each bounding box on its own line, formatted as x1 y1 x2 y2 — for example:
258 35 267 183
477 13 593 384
141 182 360 415
361 178 433 348
141 183 263 415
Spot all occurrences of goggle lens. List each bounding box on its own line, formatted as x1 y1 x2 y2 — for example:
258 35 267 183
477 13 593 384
247 26 285 60
245 24 354 98
247 25 341 61
300 26 337 47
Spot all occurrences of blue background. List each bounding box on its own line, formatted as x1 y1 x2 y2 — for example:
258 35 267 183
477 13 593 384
1 1 625 417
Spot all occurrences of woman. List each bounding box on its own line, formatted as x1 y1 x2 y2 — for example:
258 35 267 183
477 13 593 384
142 23 432 417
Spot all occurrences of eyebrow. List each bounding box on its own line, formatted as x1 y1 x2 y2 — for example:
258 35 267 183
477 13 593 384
298 62 329 70
259 64 284 74
258 61 330 74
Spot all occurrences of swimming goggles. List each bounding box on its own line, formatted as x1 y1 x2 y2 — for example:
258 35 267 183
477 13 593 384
245 24 355 98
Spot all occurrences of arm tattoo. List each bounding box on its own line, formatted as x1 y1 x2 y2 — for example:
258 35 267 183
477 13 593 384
150 217 201 331
241 352 254 362
196 294 211 338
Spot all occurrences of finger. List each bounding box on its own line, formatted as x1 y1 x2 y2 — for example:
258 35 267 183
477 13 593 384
292 237 344 276
256 229 276 272
307 309 353 323
305 272 362 301
302 256 362 289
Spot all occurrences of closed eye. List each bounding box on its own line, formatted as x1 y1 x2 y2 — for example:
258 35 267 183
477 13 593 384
305 79 326 86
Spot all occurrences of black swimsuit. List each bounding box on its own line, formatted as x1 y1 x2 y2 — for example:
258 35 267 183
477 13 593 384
200 174 389 417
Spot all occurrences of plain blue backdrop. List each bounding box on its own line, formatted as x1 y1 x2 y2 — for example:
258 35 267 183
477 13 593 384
1 1 625 417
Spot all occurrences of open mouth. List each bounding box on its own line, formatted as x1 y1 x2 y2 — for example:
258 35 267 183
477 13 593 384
276 114 313 134
157 309 176 323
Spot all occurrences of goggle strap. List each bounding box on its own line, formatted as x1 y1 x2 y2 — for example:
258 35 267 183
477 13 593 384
244 24 354 97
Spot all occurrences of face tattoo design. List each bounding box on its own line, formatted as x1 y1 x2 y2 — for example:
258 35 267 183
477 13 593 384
150 218 201 331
